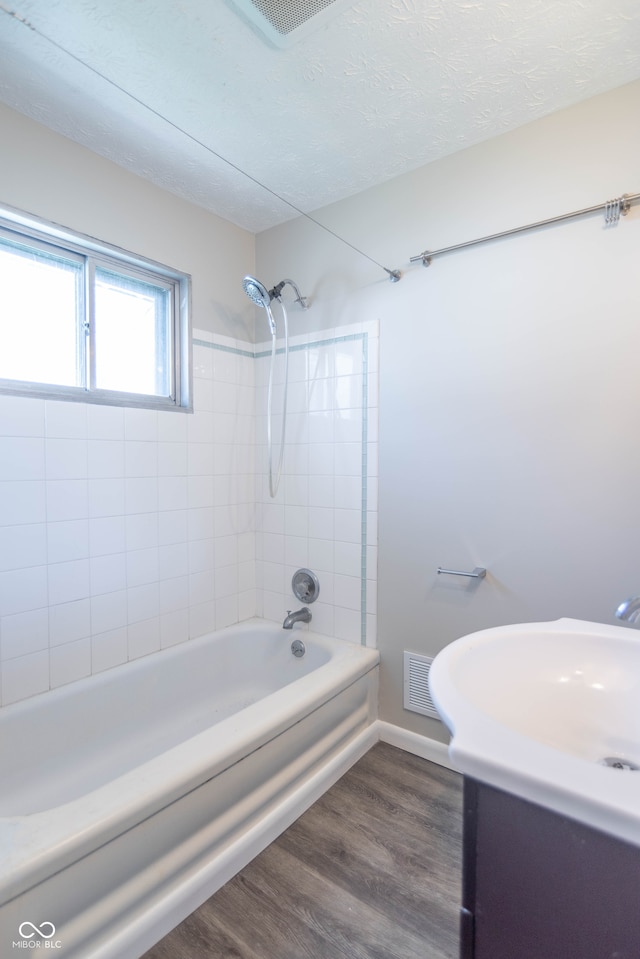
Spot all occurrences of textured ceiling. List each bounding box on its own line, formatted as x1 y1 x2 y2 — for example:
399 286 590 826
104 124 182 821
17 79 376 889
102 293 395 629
0 0 639 233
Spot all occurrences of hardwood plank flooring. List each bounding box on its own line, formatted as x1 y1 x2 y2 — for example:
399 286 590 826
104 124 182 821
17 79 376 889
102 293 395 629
142 742 463 959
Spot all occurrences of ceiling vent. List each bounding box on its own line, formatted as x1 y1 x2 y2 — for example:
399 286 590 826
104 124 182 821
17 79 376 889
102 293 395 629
227 0 354 48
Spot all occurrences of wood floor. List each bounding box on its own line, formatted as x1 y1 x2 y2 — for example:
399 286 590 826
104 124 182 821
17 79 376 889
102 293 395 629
142 742 463 959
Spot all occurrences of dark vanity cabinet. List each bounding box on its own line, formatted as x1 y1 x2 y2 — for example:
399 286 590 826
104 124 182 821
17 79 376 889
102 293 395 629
460 777 640 959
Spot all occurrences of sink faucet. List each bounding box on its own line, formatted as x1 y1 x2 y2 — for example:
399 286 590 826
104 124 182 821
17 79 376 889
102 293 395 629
283 607 312 629
615 596 640 624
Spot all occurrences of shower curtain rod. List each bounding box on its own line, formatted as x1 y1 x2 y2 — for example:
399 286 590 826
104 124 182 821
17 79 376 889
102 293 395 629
410 192 640 268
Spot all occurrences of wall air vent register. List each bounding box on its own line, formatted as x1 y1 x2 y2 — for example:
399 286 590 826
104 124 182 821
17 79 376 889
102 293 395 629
403 651 441 720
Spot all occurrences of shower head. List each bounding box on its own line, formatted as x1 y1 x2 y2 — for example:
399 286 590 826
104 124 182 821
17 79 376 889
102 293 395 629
242 275 309 310
242 275 277 335
242 275 271 309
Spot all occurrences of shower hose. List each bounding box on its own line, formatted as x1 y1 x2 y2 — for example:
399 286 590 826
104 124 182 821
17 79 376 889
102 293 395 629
266 298 288 498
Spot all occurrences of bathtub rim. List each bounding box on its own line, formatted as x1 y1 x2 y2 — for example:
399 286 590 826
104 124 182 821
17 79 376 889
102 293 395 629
0 618 379 907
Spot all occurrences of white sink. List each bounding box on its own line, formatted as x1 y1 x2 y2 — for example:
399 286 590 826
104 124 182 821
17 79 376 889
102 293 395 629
429 618 640 847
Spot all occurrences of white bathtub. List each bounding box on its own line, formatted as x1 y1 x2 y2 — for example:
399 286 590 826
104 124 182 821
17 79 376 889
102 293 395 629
0 618 379 958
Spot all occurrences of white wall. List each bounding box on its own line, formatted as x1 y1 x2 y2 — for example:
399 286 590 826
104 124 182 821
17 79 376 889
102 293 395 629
257 79 640 741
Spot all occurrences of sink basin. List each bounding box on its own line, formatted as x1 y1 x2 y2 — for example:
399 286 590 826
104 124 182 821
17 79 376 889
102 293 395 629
429 618 640 847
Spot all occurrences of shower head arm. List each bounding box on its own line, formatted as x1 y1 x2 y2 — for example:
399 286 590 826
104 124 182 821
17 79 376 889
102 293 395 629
276 278 309 310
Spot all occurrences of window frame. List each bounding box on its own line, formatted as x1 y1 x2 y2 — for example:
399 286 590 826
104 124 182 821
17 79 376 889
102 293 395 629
0 203 192 412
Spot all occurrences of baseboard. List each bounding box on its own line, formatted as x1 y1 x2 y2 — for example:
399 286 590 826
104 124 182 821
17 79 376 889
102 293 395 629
375 720 455 771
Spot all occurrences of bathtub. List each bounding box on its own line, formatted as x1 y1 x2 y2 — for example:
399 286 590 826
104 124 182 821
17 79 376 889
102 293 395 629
0 618 379 958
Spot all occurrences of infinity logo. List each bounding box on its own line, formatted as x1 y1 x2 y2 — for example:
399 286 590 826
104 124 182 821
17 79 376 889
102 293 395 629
18 922 56 939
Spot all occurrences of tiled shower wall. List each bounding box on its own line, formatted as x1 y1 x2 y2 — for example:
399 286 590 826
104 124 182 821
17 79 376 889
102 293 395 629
255 321 378 646
0 321 378 707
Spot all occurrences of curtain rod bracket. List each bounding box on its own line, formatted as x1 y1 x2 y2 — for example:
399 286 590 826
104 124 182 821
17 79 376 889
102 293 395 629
386 268 403 282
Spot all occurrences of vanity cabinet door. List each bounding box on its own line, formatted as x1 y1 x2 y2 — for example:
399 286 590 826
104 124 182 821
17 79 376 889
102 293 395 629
461 777 640 959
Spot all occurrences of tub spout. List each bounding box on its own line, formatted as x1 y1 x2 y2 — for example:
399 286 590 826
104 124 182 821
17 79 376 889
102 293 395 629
283 607 312 629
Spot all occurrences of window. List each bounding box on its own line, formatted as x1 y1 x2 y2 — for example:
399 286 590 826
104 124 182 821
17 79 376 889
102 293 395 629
0 204 191 410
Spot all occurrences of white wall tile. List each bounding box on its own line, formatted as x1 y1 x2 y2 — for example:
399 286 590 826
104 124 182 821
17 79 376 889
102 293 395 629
334 508 361 544
0 437 45 480
188 475 214 509
47 479 89 522
45 438 88 480
125 441 158 477
158 476 188 512
158 509 188 545
48 559 90 606
215 565 237 599
188 507 215 541
45 400 87 439
91 627 128 673
47 519 89 564
189 600 215 638
90 553 127 596
125 477 158 514
334 541 361 578
2 649 49 705
308 538 334 573
1 607 49 660
309 507 334 541
49 599 91 647
87 404 124 440
187 410 214 444
91 589 127 634
214 535 237 569
88 439 125 478
157 410 188 443
0 396 45 436
0 524 47 571
308 443 334 475
49 639 91 689
334 574 361 611
159 441 188 476
188 538 214 573
124 407 158 442
159 574 189 614
159 543 189 580
126 513 158 551
334 606 361 644
215 594 238 629
0 565 48 616
127 583 160 624
187 443 213 476
89 516 126 556
1 481 46 526
160 608 190 648
88 478 125 518
189 570 215 606
128 616 160 659
334 442 361 476
127 548 160 588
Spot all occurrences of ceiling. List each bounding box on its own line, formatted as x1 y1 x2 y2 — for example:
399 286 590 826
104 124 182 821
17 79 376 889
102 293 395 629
0 0 639 233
